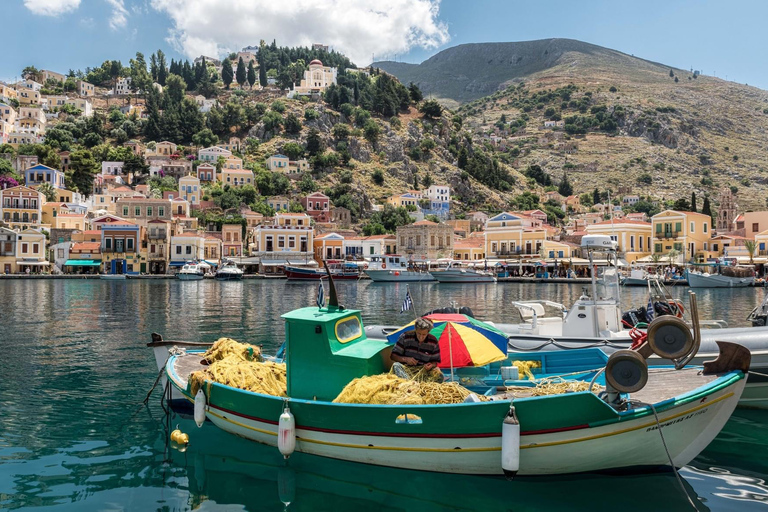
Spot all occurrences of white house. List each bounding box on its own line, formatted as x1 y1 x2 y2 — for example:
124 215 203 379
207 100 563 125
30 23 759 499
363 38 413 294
114 77 132 95
170 232 205 265
198 146 232 163
266 154 289 171
101 161 124 176
287 59 337 98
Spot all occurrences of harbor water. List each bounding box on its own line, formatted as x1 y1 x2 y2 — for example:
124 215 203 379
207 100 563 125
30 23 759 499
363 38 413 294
1 279 767 511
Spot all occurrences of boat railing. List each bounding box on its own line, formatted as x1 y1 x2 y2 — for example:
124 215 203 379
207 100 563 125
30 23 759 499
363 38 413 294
512 300 567 329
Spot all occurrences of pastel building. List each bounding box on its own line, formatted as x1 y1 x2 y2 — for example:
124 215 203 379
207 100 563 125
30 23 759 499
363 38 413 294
100 221 140 274
1 185 44 229
198 146 231 163
222 224 243 257
221 168 254 187
585 220 653 263
483 212 547 259
15 228 48 274
288 60 337 97
651 210 713 260
178 175 201 205
197 163 216 182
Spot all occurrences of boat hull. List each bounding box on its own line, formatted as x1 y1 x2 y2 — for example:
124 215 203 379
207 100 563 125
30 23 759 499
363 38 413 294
285 266 360 280
365 269 436 282
178 273 204 280
167 357 745 475
100 274 126 280
430 270 496 283
215 272 243 281
687 272 754 288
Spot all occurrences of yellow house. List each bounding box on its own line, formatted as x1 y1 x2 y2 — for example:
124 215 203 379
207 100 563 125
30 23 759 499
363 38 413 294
542 240 576 259
221 168 254 187
1 185 44 230
453 237 486 260
223 156 244 170
585 220 653 263
484 212 547 259
314 232 345 263
651 210 712 260
15 228 49 273
387 193 421 208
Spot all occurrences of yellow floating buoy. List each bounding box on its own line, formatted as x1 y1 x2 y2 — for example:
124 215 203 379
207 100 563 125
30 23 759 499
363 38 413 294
171 427 189 445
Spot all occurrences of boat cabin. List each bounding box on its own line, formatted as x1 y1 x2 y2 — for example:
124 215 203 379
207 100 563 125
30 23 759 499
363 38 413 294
282 305 391 401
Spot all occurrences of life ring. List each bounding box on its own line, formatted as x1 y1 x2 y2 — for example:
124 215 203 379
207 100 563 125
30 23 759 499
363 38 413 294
670 300 684 318
382 262 386 269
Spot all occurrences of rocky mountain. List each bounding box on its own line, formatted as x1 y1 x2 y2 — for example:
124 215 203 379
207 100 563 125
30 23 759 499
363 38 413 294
374 38 680 106
376 39 768 211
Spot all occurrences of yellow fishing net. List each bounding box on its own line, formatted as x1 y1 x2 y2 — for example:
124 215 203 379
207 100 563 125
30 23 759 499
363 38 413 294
333 367 491 405
503 378 601 397
189 338 285 397
202 337 263 363
512 360 542 380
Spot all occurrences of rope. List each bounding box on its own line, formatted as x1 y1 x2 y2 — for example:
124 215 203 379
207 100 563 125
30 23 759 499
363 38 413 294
748 371 768 378
143 364 167 405
507 337 629 352
628 399 699 511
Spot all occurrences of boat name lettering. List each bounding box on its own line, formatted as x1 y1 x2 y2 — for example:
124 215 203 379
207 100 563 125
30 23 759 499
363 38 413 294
645 408 708 432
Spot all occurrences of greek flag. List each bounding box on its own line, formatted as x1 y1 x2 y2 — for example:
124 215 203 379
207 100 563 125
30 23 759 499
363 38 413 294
400 288 414 314
316 282 325 308
646 295 654 322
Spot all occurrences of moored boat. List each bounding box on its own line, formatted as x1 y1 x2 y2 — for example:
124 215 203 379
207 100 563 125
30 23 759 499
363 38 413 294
162 267 748 476
100 273 127 280
285 261 362 280
364 254 436 282
430 261 496 283
215 259 243 281
686 268 755 288
178 261 205 280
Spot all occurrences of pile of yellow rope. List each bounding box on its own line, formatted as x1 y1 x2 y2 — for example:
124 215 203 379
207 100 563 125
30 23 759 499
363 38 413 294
333 367 491 405
512 360 542 380
202 337 263 363
504 378 601 397
189 338 286 397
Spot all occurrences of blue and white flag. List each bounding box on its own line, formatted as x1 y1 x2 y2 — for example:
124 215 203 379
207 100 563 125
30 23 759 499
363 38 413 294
400 287 414 314
316 282 325 308
646 295 654 322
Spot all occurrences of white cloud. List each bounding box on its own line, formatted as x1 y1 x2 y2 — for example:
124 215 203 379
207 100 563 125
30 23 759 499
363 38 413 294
105 0 129 30
150 0 449 66
24 0 81 16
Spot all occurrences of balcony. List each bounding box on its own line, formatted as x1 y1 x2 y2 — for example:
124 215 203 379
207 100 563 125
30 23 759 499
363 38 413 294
148 230 168 240
148 251 166 259
654 231 680 240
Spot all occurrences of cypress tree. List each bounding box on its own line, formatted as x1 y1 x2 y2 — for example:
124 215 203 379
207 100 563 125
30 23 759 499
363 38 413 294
221 58 233 89
258 51 267 87
247 61 257 89
690 192 697 212
558 172 573 197
236 57 246 89
592 188 600 205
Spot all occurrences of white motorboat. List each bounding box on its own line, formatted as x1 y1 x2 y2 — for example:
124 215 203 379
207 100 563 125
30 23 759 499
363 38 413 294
430 261 496 283
178 261 205 280
687 264 755 288
364 255 436 282
215 259 244 281
100 274 127 280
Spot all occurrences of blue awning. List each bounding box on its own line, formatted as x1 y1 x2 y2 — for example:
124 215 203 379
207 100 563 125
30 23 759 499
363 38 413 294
169 261 186 267
64 259 101 266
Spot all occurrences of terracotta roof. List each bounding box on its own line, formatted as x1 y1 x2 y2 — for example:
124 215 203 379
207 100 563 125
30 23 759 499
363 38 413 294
117 198 170 203
591 220 651 226
57 213 85 217
454 238 484 249
277 213 309 217
72 242 100 251
363 234 396 240
101 220 137 226
81 230 101 235
412 220 438 226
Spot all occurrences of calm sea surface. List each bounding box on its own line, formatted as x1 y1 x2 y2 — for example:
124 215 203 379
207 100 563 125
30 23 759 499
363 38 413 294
0 279 767 511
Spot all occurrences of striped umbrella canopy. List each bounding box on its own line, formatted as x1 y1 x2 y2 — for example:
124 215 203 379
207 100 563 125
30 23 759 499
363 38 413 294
387 313 507 368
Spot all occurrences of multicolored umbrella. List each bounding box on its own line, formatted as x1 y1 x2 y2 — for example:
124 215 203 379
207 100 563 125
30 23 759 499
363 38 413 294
387 313 507 368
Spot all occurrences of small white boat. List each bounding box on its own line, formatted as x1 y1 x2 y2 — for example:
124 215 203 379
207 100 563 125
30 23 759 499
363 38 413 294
100 274 127 280
621 268 652 286
215 259 244 281
430 261 496 283
365 255 436 282
178 262 205 280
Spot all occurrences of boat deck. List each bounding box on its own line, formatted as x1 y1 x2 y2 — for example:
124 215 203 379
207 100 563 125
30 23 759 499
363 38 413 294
172 353 722 407
499 368 717 402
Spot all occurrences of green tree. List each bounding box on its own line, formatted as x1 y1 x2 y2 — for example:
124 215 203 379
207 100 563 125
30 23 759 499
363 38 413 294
68 149 99 196
247 60 257 89
258 43 268 87
192 128 218 148
298 173 316 193
372 168 385 185
37 183 58 202
221 58 233 89
745 240 756 264
306 128 323 156
156 50 168 85
261 111 283 134
592 188 600 205
419 99 442 119
690 192 697 212
364 119 380 147
281 142 303 160
284 113 302 135
558 172 573 196
408 82 423 103
236 57 247 88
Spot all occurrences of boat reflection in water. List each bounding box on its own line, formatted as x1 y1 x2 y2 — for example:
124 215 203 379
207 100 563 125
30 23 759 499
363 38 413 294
170 416 705 512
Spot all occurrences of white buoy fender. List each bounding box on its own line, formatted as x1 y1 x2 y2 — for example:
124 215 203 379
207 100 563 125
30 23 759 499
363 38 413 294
278 405 296 458
501 405 520 480
194 388 206 428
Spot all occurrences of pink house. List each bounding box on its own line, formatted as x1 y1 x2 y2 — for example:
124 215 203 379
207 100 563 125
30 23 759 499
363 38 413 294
197 163 216 182
301 192 332 222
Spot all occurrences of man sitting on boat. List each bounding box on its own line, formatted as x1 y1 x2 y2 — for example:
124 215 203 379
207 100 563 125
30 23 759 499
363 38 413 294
390 317 444 382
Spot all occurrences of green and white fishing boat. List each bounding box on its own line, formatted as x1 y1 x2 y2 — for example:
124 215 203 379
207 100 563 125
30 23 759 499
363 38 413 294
164 272 749 476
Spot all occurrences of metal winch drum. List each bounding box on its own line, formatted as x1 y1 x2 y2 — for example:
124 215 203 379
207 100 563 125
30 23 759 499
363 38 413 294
605 297 701 395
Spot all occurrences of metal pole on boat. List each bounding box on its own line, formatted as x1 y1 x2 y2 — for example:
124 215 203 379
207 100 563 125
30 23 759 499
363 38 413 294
448 322 455 382
589 248 600 337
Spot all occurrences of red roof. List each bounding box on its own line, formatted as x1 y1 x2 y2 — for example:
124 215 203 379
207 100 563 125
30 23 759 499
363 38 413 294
309 59 323 66
592 220 651 226
412 220 438 226
72 242 100 251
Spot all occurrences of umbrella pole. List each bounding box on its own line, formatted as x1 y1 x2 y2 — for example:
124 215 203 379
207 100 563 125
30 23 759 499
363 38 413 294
449 324 455 383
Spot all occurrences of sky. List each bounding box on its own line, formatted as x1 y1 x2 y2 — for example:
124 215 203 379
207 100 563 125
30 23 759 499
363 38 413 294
4 0 768 89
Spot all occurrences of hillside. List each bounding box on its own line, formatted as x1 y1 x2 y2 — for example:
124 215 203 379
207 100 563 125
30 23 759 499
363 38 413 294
376 39 768 212
374 39 680 106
